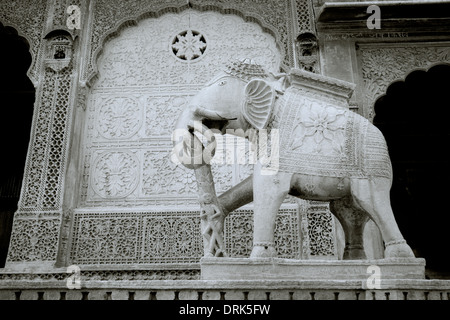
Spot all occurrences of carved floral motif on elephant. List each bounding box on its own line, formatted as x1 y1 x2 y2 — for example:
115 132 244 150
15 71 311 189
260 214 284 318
289 99 346 155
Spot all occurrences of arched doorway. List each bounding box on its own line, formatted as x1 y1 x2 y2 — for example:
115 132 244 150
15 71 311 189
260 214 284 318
0 24 35 267
373 64 450 279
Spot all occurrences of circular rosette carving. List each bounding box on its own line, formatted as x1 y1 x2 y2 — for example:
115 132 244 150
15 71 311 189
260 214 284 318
171 30 207 61
91 152 139 198
97 97 142 139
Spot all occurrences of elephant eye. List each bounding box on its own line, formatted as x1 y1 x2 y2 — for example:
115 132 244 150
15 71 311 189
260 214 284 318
218 80 227 86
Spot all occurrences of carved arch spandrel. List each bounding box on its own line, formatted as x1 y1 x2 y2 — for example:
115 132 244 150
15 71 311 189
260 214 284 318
0 0 49 87
358 43 450 122
82 0 292 85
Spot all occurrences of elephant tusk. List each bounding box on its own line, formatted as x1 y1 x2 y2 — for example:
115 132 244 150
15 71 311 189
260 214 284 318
194 106 237 121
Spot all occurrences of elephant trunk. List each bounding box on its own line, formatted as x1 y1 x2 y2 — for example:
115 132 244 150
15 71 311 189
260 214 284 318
172 106 217 169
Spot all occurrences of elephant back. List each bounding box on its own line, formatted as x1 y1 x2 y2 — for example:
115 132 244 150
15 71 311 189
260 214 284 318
274 84 392 180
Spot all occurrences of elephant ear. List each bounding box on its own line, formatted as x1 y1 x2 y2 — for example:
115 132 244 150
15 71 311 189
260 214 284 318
242 79 276 130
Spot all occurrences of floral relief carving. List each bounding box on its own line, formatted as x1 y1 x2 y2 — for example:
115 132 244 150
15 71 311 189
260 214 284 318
142 150 196 196
225 208 301 259
303 202 337 258
143 215 203 263
171 30 207 61
289 100 346 155
70 208 300 264
75 217 139 263
94 10 280 88
97 97 142 139
91 152 140 198
146 96 189 136
70 211 204 264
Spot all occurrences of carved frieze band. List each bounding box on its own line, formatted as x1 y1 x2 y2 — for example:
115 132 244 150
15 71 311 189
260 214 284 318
359 43 450 121
69 208 301 265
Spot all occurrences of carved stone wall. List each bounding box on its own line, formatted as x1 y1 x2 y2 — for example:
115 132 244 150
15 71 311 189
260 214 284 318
69 207 301 265
299 201 338 259
358 43 450 121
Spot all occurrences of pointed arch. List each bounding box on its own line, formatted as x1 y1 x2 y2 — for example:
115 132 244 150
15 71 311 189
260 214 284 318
84 4 288 86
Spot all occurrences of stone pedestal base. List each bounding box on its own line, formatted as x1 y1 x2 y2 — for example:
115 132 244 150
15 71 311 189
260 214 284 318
200 257 426 281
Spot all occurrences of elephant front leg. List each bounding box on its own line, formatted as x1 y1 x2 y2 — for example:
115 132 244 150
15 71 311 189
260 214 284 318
250 166 292 258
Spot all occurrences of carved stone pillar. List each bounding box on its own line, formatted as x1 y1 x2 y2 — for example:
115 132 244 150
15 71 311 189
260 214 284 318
5 0 83 269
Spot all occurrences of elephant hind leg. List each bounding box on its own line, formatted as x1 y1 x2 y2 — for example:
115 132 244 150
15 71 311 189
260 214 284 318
350 178 414 258
330 197 369 260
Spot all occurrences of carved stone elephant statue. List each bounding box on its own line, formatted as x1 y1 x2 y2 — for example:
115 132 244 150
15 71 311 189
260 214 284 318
172 58 414 260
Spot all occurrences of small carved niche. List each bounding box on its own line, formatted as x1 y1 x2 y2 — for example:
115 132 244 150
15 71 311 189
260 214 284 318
296 33 320 73
44 30 74 72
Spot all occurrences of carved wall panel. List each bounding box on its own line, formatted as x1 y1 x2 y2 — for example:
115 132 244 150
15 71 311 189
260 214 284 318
7 218 60 262
299 200 338 259
358 43 450 121
293 0 315 35
20 51 74 212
